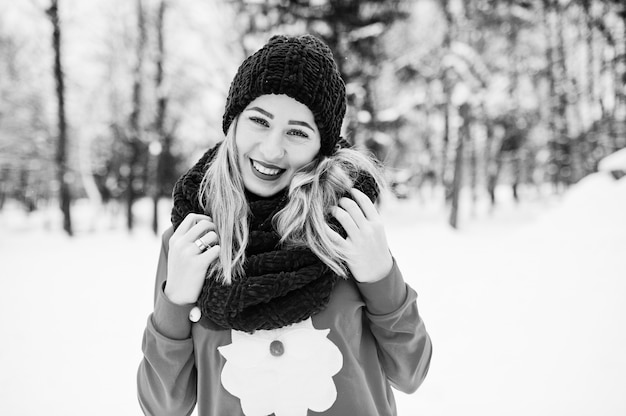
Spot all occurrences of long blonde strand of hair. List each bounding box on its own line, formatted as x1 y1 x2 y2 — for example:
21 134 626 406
198 120 249 284
274 147 386 278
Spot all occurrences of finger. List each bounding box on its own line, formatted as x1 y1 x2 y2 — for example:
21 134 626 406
198 231 219 247
331 206 359 238
175 213 213 236
191 231 219 255
199 244 220 264
338 197 367 228
323 223 346 245
350 188 379 220
186 220 217 242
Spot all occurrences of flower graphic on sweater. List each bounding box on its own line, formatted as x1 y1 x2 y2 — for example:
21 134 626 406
218 318 343 416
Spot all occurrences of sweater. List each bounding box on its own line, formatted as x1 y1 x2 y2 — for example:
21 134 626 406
137 227 432 416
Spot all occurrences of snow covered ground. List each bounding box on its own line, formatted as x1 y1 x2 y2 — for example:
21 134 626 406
1 172 625 415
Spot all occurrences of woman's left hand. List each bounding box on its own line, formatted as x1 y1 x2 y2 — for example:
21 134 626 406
327 188 393 283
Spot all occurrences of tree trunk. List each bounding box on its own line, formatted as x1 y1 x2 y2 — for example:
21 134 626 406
152 0 167 235
469 122 477 213
0 168 7 210
127 0 147 231
554 0 572 185
488 153 503 207
596 1 618 151
441 0 454 202
442 100 451 200
542 0 560 189
449 103 469 229
47 0 72 236
581 0 599 123
483 114 499 207
512 155 520 202
618 3 626 145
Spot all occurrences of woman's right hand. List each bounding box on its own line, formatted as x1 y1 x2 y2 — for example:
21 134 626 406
164 213 220 305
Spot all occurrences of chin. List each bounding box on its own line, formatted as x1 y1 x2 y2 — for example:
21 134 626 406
241 160 291 197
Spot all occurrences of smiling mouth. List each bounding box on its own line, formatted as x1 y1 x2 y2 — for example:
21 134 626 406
250 159 286 179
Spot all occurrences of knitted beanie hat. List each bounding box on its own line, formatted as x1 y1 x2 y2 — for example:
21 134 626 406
222 34 346 156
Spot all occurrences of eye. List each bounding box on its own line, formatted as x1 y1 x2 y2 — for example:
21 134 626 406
249 116 269 127
287 129 309 139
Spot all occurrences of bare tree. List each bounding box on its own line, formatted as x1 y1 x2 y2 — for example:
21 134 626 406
151 0 167 235
441 0 454 204
126 0 148 231
449 102 469 229
46 0 72 235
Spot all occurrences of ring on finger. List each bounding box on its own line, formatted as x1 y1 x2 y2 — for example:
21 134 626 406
194 237 210 253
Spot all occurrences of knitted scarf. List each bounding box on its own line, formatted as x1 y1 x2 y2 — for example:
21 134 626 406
171 145 340 333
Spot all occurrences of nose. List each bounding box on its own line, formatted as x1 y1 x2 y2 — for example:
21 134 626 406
258 130 285 161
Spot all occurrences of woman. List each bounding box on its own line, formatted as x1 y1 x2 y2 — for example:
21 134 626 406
137 34 432 416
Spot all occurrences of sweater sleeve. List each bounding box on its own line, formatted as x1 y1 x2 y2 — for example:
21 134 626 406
356 258 433 394
137 228 198 416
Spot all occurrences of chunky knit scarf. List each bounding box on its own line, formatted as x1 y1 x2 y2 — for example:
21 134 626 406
171 145 342 333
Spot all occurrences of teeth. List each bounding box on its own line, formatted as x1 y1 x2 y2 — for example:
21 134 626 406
252 160 282 176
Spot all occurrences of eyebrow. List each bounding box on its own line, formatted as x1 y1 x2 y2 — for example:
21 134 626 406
247 106 316 132
248 107 273 119
288 120 315 131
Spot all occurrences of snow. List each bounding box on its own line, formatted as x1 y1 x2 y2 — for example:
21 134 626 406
599 147 626 172
1 173 625 415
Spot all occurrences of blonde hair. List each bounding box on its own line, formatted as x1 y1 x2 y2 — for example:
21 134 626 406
199 118 386 284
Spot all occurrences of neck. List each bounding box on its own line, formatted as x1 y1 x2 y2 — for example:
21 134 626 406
244 187 288 203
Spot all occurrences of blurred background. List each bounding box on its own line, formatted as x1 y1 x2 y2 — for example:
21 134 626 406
1 0 625 415
1 0 624 234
